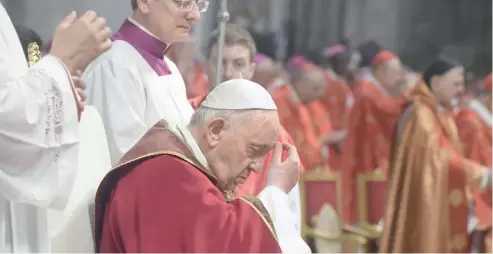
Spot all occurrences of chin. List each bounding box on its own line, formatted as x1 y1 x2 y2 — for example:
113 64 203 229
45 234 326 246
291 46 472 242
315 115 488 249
172 33 191 42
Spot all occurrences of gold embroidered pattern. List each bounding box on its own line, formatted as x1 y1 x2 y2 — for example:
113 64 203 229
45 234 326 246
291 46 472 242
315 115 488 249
238 196 278 241
448 189 463 207
27 42 41 67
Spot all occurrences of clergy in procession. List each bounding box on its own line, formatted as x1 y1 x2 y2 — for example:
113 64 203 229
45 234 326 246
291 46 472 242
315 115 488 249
318 44 355 170
456 73 492 252
189 25 303 232
272 56 329 171
0 3 111 252
380 59 492 253
95 79 311 253
339 49 407 224
84 0 207 165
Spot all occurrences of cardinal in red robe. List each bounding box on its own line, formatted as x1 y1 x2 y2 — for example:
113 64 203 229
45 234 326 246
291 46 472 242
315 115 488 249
456 74 493 252
271 57 330 171
339 50 408 224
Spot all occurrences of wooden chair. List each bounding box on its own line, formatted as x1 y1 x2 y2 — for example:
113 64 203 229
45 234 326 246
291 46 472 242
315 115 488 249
356 169 388 243
300 168 370 252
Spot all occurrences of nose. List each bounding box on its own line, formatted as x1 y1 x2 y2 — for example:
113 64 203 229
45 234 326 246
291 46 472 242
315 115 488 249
249 159 264 174
222 64 235 81
186 2 201 23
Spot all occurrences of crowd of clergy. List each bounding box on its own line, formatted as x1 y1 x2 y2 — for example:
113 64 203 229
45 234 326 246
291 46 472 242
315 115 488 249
1 0 492 253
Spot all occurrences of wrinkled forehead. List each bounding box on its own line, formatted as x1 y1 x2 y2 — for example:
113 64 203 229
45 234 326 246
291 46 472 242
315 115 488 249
241 110 280 137
211 44 252 61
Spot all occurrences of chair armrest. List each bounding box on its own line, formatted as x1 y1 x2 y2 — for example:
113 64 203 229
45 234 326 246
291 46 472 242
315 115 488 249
342 224 380 239
306 228 341 241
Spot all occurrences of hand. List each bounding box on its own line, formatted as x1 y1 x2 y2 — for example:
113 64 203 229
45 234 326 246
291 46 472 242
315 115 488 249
72 70 86 113
50 11 112 74
266 142 300 193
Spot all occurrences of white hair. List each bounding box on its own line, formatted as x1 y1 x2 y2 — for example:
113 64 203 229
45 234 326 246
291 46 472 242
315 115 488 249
189 106 269 128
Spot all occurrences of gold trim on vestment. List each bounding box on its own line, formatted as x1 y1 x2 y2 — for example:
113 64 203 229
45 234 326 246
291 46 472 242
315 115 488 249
113 149 217 184
238 196 278 241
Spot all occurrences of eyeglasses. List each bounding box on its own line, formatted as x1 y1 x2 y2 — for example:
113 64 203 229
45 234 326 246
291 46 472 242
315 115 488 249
172 0 209 13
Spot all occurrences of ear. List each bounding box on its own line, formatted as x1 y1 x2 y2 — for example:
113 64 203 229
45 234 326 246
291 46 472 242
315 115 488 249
206 117 228 147
138 0 152 14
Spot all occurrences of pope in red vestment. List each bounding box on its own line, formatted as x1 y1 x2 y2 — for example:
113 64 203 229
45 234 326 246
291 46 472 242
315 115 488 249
94 122 280 252
94 78 310 253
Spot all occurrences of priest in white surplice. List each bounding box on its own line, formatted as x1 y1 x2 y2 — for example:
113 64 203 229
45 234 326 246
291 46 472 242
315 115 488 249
0 4 111 252
84 0 208 165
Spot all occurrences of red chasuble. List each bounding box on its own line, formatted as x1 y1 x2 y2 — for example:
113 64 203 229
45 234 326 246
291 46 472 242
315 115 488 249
94 121 281 253
340 79 406 224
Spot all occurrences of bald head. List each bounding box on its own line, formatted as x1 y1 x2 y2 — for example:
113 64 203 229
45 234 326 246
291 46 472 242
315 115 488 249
290 67 326 104
372 52 405 95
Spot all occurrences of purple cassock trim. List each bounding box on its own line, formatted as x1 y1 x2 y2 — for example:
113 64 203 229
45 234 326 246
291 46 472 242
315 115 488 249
112 19 171 76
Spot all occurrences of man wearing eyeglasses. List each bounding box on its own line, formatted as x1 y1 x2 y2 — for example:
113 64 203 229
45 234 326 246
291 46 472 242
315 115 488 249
83 0 208 166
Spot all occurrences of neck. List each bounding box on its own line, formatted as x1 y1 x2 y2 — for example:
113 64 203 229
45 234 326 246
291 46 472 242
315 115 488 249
131 12 170 44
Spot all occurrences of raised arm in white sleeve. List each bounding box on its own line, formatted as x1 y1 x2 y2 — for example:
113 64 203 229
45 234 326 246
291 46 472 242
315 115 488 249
0 4 79 209
83 58 147 165
287 183 302 233
258 185 311 254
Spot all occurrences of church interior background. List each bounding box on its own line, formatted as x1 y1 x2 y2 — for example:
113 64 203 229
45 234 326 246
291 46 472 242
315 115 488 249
3 0 491 75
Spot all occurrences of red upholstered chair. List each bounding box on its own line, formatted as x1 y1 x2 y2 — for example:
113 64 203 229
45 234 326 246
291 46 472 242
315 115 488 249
357 169 387 235
300 168 369 252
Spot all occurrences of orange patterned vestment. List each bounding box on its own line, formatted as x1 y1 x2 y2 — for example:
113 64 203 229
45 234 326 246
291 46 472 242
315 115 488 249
380 83 490 253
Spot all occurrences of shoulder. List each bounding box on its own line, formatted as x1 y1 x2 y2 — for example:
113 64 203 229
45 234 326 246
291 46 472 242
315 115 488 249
404 100 437 132
84 41 141 78
456 109 482 131
116 154 219 197
164 56 179 73
456 109 478 122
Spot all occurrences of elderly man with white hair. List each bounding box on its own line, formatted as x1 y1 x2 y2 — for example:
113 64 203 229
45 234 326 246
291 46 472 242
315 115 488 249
94 79 311 253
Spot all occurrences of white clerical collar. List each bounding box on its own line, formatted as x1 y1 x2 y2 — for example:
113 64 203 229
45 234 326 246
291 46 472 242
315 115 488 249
469 99 492 127
127 17 161 41
166 122 210 170
362 71 390 96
